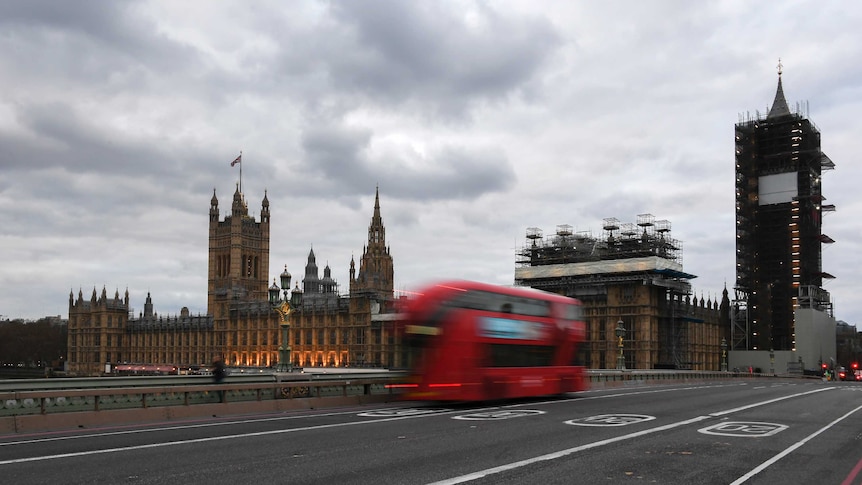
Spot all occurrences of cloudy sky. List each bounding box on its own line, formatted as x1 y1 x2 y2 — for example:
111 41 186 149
1 1 860 326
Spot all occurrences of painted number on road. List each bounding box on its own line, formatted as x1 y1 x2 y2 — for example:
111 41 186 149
565 414 656 427
698 422 788 437
453 410 546 421
357 408 450 417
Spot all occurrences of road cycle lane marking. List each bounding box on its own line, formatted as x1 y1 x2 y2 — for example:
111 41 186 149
565 414 655 427
842 455 862 485
453 410 545 420
698 422 787 437
428 386 838 485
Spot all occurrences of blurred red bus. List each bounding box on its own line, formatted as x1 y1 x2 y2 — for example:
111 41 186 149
395 280 587 401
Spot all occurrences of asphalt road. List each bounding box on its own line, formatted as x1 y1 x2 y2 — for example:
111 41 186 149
2 378 861 484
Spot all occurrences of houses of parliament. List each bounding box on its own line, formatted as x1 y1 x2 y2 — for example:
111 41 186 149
66 185 396 376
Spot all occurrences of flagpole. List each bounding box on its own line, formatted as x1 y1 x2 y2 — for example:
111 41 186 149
239 150 243 195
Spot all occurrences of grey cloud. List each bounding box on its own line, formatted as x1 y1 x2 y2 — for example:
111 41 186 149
0 1 127 35
398 146 516 200
3 102 168 175
324 1 561 117
0 1 210 98
301 123 374 187
300 121 515 201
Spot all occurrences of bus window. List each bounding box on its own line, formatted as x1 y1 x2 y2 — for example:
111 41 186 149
448 290 551 318
487 344 554 367
562 303 583 321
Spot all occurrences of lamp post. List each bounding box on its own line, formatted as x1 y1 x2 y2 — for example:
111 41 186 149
615 319 626 370
720 338 728 372
268 265 293 373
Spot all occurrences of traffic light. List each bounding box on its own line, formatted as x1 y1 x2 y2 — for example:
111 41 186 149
852 362 858 370
822 363 828 369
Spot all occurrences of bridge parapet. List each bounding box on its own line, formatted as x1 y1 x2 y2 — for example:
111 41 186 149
0 370 790 434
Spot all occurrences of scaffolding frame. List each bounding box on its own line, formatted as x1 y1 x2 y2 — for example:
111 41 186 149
734 105 833 351
516 216 709 369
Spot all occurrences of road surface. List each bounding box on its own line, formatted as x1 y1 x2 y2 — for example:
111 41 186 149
1 378 860 484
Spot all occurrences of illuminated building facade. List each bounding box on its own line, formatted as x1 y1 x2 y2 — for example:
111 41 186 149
288 188 399 368
66 185 397 376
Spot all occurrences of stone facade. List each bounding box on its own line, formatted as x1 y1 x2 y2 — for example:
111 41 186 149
67 185 396 376
288 188 399 368
515 218 729 370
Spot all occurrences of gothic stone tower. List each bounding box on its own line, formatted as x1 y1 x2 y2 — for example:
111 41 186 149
350 187 394 301
733 64 835 351
208 185 271 318
67 287 130 375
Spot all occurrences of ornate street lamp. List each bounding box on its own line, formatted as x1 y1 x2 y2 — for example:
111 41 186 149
268 280 280 305
720 338 728 372
270 265 294 373
615 319 626 370
280 265 292 302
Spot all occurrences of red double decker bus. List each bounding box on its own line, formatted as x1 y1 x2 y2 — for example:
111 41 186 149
396 280 587 401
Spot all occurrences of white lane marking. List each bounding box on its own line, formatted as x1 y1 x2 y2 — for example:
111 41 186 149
730 402 862 484
0 407 419 447
358 408 451 417
503 382 746 408
426 415 712 485
709 387 834 417
0 407 485 466
427 386 840 485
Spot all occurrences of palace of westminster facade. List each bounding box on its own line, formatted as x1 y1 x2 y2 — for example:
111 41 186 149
66 186 396 376
67 183 725 376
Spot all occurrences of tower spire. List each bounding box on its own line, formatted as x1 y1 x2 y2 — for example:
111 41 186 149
350 187 394 299
767 58 791 119
372 185 382 226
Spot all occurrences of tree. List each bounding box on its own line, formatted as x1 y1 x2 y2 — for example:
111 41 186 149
0 318 67 367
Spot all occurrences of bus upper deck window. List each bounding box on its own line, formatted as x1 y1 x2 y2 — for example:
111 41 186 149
563 304 583 321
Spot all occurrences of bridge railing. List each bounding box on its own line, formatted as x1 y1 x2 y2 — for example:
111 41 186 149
0 369 775 420
0 370 783 435
0 377 399 418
